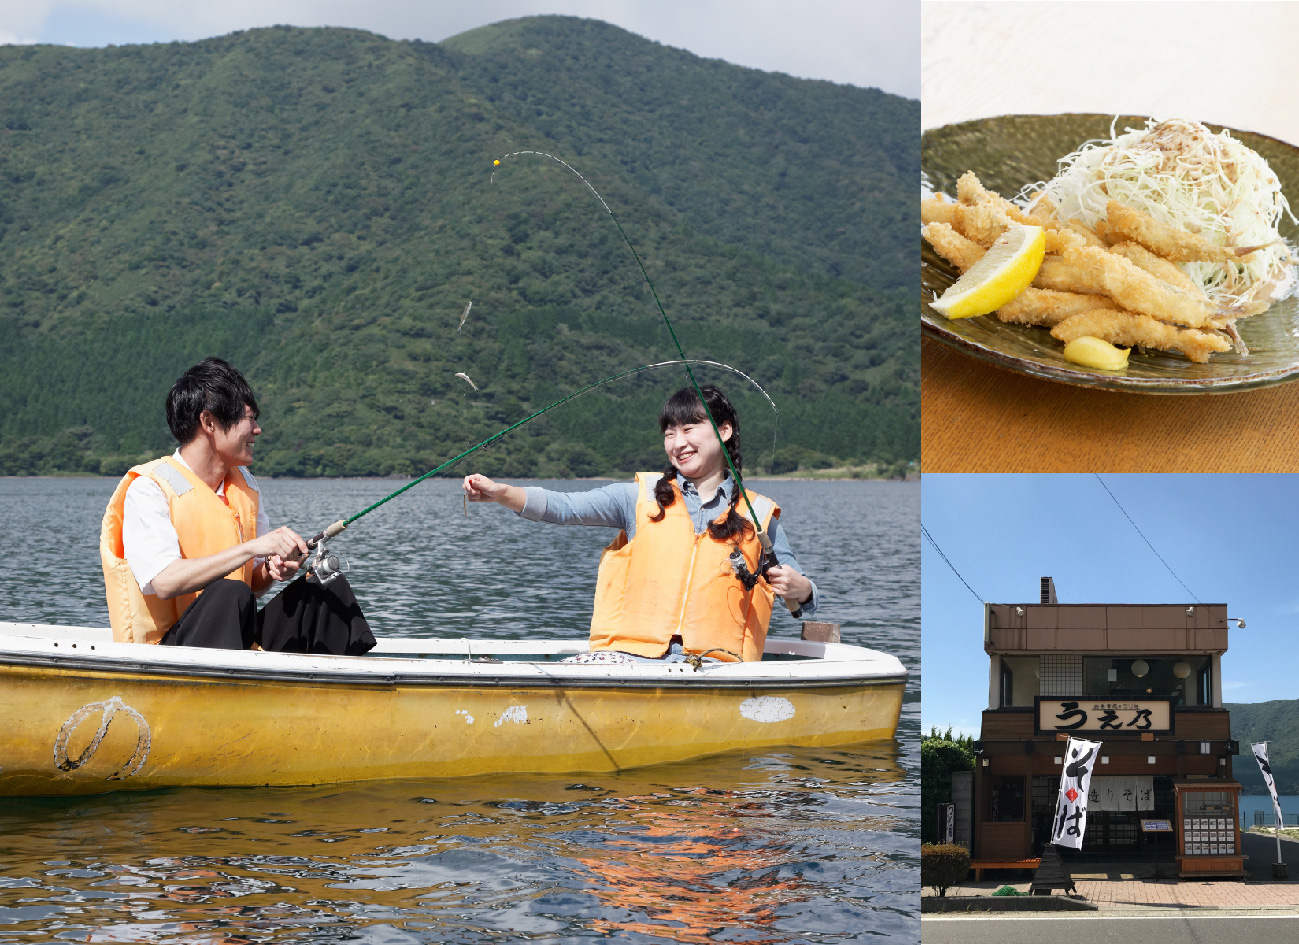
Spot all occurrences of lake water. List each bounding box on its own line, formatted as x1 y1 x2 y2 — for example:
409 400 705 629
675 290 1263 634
1240 794 1299 827
0 476 920 943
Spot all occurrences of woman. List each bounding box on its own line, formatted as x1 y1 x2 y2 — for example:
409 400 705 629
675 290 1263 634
462 384 815 662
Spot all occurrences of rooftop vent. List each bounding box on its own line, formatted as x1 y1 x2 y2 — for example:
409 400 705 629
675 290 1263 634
1041 576 1057 605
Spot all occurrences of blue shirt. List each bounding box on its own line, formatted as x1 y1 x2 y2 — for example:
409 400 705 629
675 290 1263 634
520 473 817 618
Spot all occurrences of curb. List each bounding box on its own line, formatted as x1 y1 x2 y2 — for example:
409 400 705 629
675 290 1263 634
922 895 1098 913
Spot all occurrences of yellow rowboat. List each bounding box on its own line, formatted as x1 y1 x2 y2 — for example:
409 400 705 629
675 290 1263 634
0 623 906 796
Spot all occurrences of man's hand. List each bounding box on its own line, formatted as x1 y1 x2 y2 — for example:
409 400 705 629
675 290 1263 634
264 553 303 584
155 526 309 599
249 525 309 562
766 564 812 605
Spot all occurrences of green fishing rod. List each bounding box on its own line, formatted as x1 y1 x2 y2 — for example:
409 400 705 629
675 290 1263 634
297 359 777 584
493 152 793 598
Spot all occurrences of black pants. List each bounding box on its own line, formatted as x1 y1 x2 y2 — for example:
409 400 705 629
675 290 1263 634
160 576 376 655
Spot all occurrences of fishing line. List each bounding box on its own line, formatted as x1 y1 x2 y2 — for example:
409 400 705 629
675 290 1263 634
492 151 772 543
305 360 778 551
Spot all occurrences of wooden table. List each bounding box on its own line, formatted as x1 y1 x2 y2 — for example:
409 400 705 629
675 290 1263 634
921 2 1299 472
922 338 1299 472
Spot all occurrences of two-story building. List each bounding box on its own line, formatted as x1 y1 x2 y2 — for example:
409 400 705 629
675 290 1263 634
973 577 1245 878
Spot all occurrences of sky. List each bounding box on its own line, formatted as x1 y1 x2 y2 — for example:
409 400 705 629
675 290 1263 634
923 474 1299 737
0 0 919 98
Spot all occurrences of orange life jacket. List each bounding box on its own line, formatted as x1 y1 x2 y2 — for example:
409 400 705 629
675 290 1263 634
100 456 260 644
589 472 779 662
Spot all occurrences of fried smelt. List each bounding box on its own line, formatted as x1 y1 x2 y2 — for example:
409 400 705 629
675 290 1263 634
949 201 1014 246
1223 320 1249 357
1024 191 1058 224
1035 246 1226 329
1059 219 1107 249
1105 200 1272 262
922 222 985 272
996 289 1122 329
922 196 958 226
1045 227 1090 255
1051 310 1232 364
951 174 1099 253
1109 241 1204 296
957 171 1035 222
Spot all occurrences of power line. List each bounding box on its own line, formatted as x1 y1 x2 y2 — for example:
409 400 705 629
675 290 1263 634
1094 474 1201 603
921 524 985 604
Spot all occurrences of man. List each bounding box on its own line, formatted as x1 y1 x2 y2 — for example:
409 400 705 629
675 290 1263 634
100 358 374 653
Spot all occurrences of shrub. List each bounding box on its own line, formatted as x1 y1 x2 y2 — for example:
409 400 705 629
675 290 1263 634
921 843 970 897
920 726 974 843
991 884 1024 897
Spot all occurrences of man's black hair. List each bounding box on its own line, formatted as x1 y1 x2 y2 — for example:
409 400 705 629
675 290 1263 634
166 358 259 444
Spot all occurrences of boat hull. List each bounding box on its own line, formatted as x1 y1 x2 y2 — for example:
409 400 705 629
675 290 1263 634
0 626 906 796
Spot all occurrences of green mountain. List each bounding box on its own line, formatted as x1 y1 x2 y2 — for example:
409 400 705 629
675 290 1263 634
1226 701 1299 794
0 17 917 479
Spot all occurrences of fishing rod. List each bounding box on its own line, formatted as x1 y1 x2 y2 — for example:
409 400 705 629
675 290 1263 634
296 359 778 585
494 152 798 606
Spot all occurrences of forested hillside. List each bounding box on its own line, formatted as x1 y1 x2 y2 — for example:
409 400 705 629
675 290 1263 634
1227 701 1299 795
0 17 918 478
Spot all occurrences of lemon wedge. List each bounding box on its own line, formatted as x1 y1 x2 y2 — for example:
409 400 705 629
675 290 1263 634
1063 336 1130 370
930 223 1046 318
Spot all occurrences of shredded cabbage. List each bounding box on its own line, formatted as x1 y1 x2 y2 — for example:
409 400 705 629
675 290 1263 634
1024 118 1298 311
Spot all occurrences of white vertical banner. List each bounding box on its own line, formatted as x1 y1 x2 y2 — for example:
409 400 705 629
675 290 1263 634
1051 736 1102 850
1253 742 1285 828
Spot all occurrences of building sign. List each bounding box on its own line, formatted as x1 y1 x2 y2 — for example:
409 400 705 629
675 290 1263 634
937 803 954 844
1035 698 1173 735
1051 736 1101 850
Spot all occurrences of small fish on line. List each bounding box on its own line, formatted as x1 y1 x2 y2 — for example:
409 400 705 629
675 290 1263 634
455 372 479 391
457 300 472 331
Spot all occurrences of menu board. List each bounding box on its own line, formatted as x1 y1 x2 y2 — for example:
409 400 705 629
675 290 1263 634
1183 816 1235 856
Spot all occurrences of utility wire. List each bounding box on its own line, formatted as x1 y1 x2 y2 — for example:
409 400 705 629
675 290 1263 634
1094 474 1201 603
921 524 985 604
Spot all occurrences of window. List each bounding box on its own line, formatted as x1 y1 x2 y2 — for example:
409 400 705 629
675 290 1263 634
1184 791 1232 814
1081 656 1210 705
1000 656 1040 706
1198 662 1212 706
990 777 1026 822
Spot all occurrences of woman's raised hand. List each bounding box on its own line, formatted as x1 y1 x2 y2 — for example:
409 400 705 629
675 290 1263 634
462 474 527 512
463 474 506 503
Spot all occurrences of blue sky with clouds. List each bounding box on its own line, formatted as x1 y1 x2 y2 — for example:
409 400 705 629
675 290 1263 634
0 1 918 98
923 474 1299 737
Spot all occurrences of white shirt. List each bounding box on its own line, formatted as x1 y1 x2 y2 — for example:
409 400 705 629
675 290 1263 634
121 451 270 594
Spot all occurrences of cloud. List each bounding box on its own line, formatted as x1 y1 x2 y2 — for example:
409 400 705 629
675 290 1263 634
0 31 39 45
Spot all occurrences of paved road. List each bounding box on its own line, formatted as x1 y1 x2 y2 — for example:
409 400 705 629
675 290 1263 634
921 913 1299 943
1243 828 1299 880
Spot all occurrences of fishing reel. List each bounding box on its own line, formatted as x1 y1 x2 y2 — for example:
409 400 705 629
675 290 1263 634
307 541 348 586
729 543 802 617
303 519 349 586
728 548 769 591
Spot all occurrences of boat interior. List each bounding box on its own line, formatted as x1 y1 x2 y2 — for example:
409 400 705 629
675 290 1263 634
0 622 840 663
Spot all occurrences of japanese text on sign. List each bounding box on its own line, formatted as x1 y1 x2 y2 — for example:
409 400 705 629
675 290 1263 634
1036 699 1172 735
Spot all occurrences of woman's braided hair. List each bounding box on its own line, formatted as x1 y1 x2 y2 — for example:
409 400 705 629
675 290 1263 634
650 384 752 541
